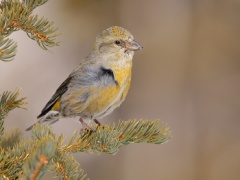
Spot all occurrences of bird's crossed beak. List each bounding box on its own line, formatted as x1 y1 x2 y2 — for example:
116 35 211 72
126 40 143 51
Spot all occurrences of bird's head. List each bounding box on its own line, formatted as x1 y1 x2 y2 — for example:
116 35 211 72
93 26 142 59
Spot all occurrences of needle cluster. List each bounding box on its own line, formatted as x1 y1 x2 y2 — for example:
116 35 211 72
0 0 59 61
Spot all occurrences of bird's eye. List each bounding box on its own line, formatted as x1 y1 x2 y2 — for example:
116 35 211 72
115 40 121 45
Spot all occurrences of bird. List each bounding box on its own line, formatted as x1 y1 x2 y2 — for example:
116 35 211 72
26 26 142 131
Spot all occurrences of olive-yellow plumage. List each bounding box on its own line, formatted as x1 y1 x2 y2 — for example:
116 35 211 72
26 26 142 131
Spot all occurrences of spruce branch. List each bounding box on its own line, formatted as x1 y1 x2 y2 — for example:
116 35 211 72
20 15 59 50
116 119 170 145
0 120 170 179
46 119 171 156
76 119 170 155
23 0 48 11
29 124 87 179
0 37 17 61
0 0 59 61
0 128 22 150
0 138 39 179
23 137 57 180
51 151 87 180
0 140 29 179
0 89 27 140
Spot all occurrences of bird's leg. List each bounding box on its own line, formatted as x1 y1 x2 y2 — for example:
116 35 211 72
93 119 105 130
79 118 90 129
93 119 101 126
79 118 95 134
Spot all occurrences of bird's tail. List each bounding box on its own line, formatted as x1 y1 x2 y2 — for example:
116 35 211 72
25 111 60 131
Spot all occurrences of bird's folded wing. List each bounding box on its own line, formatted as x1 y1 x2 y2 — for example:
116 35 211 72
37 76 72 118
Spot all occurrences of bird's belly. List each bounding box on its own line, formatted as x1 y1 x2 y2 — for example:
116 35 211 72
86 85 123 119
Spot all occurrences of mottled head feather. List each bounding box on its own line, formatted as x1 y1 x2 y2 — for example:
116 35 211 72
96 26 134 44
111 26 131 38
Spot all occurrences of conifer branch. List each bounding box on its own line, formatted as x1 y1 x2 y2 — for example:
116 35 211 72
116 119 170 145
0 37 17 61
27 123 87 179
22 137 57 179
0 128 22 150
64 119 171 155
0 139 30 179
19 15 59 50
51 151 87 180
0 0 59 61
0 89 27 140
0 120 170 179
23 0 48 11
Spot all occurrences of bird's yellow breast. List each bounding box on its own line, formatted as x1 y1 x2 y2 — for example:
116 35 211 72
111 63 132 86
86 63 132 116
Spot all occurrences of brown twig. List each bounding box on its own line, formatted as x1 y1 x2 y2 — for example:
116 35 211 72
0 18 48 42
30 155 48 180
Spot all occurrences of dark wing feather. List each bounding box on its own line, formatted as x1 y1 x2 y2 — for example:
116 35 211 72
37 76 72 118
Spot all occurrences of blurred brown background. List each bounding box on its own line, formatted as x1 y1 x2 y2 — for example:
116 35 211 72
1 0 240 179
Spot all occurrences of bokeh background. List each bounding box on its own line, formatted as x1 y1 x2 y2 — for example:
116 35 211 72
1 0 240 179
